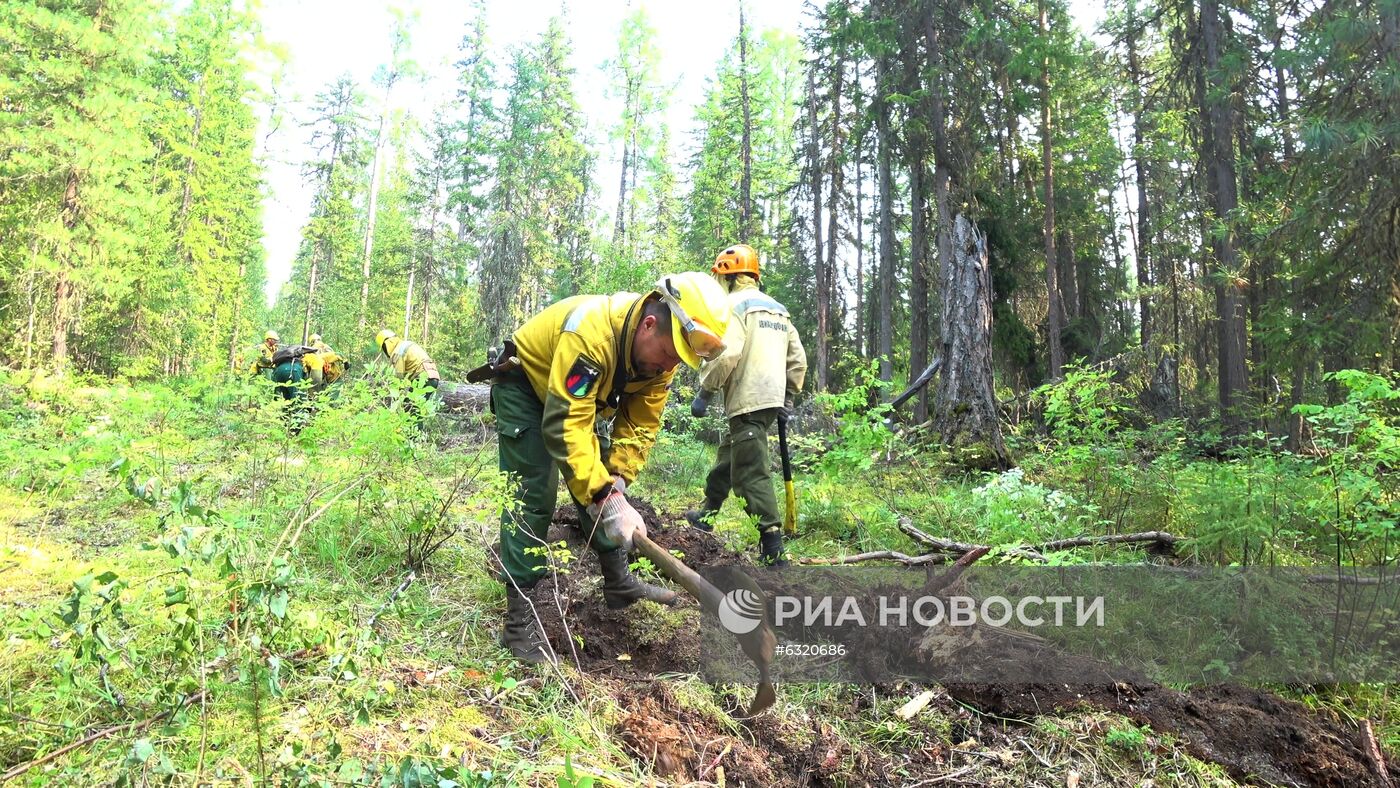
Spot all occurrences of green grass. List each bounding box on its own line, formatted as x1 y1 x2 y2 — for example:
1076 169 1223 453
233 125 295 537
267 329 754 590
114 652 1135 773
0 372 1395 785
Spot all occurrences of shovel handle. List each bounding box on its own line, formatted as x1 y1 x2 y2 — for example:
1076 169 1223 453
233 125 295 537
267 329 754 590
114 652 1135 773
776 417 793 482
632 533 725 613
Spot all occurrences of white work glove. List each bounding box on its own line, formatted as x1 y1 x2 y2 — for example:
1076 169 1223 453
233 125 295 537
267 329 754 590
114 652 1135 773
611 474 627 495
587 489 646 553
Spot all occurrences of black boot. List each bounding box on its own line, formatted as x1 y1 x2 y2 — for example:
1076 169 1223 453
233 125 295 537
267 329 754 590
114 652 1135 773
685 507 719 532
500 584 551 664
759 529 788 567
597 548 679 610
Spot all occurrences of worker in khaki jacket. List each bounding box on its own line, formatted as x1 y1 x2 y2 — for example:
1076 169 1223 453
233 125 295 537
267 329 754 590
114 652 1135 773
487 272 731 664
686 244 807 566
375 329 440 417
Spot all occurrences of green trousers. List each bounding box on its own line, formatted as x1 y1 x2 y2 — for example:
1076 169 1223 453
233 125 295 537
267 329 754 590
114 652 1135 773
270 361 304 400
493 380 614 585
701 408 782 533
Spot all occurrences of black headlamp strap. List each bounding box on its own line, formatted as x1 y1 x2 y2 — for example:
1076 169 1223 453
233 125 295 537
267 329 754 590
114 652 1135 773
607 295 644 410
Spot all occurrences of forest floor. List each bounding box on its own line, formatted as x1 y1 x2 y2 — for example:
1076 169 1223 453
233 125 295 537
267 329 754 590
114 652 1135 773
0 372 1396 786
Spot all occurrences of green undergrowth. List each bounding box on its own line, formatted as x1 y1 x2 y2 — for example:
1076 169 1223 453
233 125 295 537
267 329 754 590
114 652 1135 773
0 367 1396 784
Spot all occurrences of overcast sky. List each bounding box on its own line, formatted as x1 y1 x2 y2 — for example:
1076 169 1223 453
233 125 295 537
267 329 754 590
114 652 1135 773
253 0 1108 306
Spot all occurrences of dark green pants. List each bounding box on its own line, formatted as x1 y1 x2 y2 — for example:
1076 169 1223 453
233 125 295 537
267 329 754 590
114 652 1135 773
270 361 304 400
493 380 613 585
702 409 781 533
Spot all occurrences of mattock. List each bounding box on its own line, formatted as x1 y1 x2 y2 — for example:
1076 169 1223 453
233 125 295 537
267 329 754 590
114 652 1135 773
632 533 777 717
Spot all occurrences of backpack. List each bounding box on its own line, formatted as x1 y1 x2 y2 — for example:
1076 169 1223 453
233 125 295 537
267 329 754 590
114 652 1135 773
271 344 314 366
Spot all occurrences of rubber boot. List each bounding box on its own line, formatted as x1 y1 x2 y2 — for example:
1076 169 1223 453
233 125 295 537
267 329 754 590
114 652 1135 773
500 584 551 664
597 548 679 610
759 528 788 567
685 507 720 532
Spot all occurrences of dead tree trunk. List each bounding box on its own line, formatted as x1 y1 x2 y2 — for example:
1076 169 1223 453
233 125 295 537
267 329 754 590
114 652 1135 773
1039 0 1065 380
934 215 1008 469
807 66 827 391
875 54 896 384
738 2 754 240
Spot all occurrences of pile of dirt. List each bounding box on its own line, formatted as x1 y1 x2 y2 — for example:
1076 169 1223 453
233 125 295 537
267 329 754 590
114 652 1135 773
948 681 1399 788
614 681 902 786
526 500 1399 786
526 502 744 677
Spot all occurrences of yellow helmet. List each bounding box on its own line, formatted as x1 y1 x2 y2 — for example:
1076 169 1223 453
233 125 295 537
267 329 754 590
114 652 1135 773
712 243 760 280
264 330 279 342
308 333 321 345
654 272 730 370
375 328 396 353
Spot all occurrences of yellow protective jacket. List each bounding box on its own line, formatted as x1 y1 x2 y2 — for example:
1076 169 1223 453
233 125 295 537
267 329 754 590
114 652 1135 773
511 292 674 506
249 344 276 376
699 276 807 417
382 336 440 381
303 350 346 388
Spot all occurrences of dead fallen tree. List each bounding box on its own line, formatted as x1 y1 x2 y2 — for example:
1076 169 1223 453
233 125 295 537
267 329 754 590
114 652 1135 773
436 381 490 413
898 518 1048 562
797 524 1179 567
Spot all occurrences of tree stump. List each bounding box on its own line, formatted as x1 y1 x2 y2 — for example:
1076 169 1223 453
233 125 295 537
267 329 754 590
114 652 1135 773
933 214 1009 469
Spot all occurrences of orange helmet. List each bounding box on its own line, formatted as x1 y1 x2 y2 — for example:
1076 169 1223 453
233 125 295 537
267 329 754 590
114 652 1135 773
712 243 760 280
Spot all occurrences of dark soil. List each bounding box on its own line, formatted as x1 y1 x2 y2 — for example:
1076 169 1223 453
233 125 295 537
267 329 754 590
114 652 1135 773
948 681 1400 788
528 499 1399 787
527 501 735 678
613 680 902 786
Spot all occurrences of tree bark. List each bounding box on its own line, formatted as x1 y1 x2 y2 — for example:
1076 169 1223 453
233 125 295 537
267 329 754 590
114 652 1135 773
1039 0 1065 379
739 2 753 240
854 84 865 360
227 259 245 371
1057 229 1079 321
1126 0 1154 347
926 6 954 422
359 89 393 333
1200 0 1250 428
23 242 39 370
875 54 896 384
822 51 844 393
51 169 81 372
806 66 826 388
933 215 1008 468
403 254 416 338
906 11 931 424
301 249 319 345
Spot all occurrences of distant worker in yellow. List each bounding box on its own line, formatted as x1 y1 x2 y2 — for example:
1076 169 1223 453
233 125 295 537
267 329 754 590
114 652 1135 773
249 330 280 376
686 244 807 566
375 329 441 415
302 337 347 395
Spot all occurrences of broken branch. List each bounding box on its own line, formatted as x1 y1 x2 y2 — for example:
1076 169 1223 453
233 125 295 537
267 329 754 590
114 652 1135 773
1 691 208 782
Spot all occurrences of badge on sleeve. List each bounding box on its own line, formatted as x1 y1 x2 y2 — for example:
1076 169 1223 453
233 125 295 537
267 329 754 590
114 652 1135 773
564 355 603 399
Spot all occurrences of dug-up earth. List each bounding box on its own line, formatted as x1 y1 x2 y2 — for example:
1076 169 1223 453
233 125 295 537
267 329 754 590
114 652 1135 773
527 501 1400 788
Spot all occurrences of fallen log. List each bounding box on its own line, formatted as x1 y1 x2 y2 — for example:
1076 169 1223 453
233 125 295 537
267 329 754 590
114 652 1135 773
436 381 491 413
797 550 953 567
897 518 1046 563
895 518 1180 565
1029 531 1178 553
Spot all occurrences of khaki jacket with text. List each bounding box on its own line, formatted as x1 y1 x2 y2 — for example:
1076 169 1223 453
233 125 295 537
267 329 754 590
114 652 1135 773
698 276 807 417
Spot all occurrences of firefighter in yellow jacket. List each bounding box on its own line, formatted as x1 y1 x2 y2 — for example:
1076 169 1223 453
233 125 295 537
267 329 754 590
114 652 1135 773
488 272 730 664
686 244 807 566
249 330 280 376
302 339 347 394
375 329 440 416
